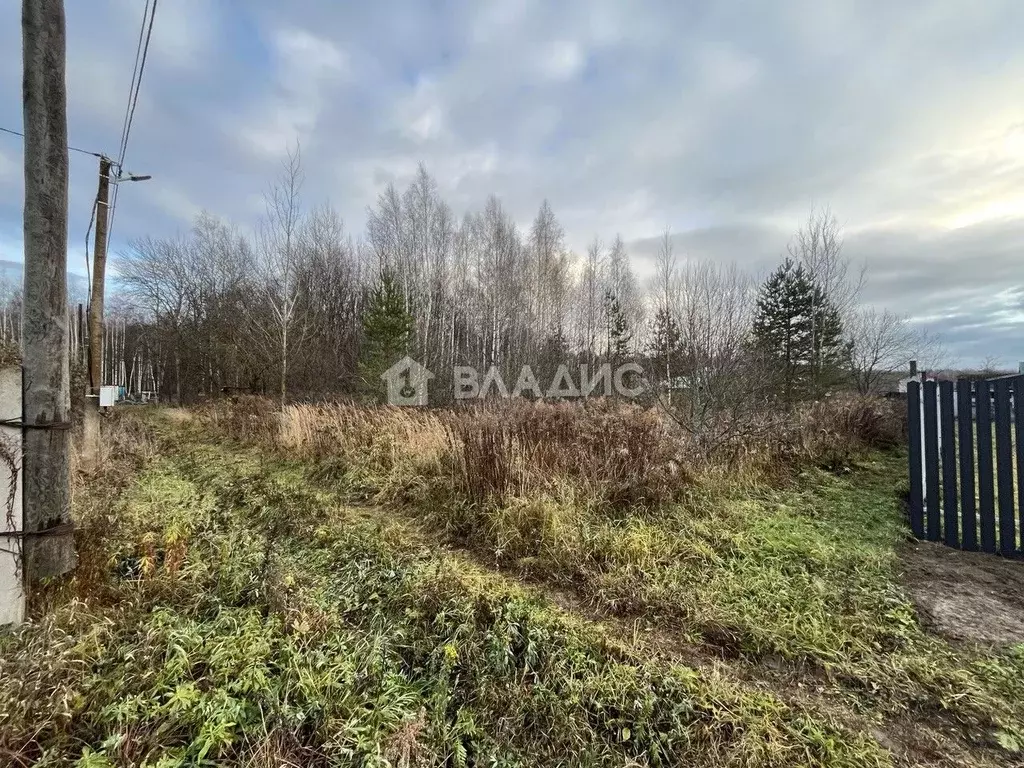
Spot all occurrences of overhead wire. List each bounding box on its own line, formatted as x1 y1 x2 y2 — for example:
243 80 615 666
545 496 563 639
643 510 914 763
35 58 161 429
108 0 159 244
0 125 105 158
0 125 104 282
4 3 159 287
115 0 150 167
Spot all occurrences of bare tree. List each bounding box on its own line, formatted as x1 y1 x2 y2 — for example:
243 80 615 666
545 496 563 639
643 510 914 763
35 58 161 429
847 309 922 393
648 229 680 399
579 237 604 362
298 202 362 392
528 200 563 341
652 229 679 313
788 206 865 396
656 260 772 457
978 354 1005 376
250 145 308 407
117 235 192 403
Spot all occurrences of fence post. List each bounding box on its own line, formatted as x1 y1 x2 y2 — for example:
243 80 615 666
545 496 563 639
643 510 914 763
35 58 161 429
0 365 24 625
907 381 924 539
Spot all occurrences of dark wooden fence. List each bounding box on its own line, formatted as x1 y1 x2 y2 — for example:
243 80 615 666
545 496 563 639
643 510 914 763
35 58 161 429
907 376 1023 555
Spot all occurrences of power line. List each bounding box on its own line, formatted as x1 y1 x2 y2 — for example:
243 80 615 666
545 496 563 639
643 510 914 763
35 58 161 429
115 0 150 168
2 123 106 279
108 0 159 243
0 125 105 158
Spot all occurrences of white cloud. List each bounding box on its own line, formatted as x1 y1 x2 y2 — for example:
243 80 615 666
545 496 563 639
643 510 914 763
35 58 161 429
1 0 1022 364
274 28 349 78
396 79 449 144
147 0 221 71
695 43 759 94
238 27 349 158
539 40 586 81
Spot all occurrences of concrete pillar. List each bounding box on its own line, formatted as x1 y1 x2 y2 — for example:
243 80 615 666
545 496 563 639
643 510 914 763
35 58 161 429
0 365 24 625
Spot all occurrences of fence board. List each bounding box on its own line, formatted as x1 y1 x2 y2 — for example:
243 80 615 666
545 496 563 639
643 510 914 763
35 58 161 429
977 380 996 553
939 381 958 547
957 379 978 550
1016 376 1024 548
993 379 1016 555
923 381 941 541
907 381 924 539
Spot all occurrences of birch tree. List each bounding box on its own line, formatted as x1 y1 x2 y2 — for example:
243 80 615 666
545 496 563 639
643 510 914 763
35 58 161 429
787 206 864 397
251 145 308 407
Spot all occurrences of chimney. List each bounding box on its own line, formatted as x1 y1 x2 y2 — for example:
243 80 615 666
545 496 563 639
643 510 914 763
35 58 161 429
909 360 918 376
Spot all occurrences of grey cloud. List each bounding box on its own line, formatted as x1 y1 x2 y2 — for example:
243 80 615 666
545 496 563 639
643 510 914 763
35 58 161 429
0 0 1022 366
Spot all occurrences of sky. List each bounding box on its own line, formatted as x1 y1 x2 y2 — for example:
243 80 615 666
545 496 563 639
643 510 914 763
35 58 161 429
0 0 1022 367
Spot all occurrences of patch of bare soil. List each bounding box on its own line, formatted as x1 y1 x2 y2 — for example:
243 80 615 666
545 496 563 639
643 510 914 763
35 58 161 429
902 540 1024 646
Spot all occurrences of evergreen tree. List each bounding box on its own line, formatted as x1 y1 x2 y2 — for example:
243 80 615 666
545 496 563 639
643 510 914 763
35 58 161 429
604 290 632 365
648 306 682 390
537 325 570 389
359 268 414 401
752 258 845 402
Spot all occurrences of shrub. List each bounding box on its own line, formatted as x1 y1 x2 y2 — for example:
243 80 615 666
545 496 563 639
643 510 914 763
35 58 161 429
196 396 278 445
794 395 904 470
445 399 685 512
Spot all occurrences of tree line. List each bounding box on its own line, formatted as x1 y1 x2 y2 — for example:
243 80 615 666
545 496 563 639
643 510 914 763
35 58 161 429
0 149 941 410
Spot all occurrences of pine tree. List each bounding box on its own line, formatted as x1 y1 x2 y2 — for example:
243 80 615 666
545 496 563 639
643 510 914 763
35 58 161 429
648 306 682 392
604 290 632 365
752 258 845 402
359 268 414 401
537 325 570 389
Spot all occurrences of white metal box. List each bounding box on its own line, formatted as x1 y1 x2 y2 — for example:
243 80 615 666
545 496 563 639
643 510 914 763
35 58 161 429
99 386 119 407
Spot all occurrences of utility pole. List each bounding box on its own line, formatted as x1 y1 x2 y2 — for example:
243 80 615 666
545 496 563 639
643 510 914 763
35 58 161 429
81 156 110 469
89 156 111 392
21 0 75 581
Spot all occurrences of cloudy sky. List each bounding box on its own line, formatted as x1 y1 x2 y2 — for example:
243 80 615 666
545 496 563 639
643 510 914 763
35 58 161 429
1 1 1022 366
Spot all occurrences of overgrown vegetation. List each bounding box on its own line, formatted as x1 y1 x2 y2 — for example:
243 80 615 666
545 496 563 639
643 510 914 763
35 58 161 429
0 399 1019 766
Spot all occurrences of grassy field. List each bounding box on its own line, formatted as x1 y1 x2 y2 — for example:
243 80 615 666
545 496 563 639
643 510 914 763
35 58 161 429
0 400 1021 766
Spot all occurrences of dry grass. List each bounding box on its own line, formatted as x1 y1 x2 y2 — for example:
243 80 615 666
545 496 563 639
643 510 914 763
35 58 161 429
198 394 903 515
444 399 685 510
280 402 450 466
69 409 164 603
9 400 1021 766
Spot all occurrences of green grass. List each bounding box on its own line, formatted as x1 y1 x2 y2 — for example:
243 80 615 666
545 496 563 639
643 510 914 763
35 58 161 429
1 408 1021 766
0 433 885 767
426 454 1024 750
300 416 1024 762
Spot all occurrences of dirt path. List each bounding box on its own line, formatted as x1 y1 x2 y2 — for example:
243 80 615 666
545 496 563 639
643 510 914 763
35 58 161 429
902 540 1024 646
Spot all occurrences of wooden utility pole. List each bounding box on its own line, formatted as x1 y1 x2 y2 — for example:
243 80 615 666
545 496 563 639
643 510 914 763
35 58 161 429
88 156 111 392
21 0 75 580
81 156 110 468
